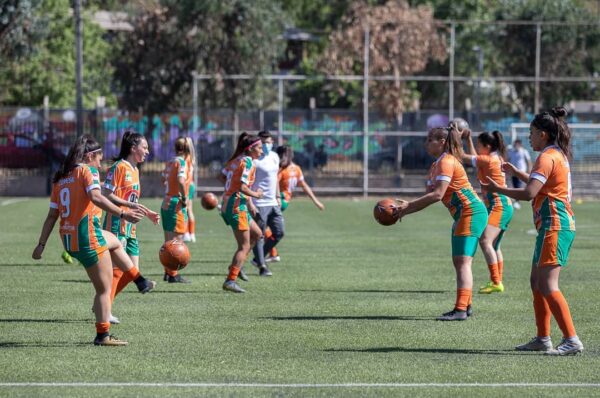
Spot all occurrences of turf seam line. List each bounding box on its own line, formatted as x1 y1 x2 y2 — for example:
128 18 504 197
2 383 600 388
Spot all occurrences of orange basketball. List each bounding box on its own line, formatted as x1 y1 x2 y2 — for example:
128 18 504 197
201 192 218 210
159 239 190 271
373 198 399 226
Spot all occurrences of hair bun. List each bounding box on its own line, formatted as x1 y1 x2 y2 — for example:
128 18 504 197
550 107 568 119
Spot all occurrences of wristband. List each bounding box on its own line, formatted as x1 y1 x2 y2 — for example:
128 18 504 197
120 210 125 219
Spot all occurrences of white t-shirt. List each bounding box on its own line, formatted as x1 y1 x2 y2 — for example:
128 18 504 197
252 151 279 207
508 147 531 172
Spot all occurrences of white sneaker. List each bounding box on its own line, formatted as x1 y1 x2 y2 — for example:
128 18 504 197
515 336 553 351
109 314 120 325
546 337 584 356
182 233 191 242
513 201 522 210
265 255 281 263
190 234 196 243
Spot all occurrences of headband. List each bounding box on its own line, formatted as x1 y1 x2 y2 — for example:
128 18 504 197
244 140 261 151
85 148 103 154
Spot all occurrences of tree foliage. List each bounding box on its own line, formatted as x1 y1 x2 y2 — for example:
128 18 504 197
317 0 447 119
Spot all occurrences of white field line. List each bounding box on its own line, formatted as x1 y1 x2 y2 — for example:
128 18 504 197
0 198 29 206
1 382 600 388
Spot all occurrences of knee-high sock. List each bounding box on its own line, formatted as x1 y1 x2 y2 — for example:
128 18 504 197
488 263 500 285
164 266 178 277
112 267 141 301
455 288 471 311
227 265 240 281
497 260 504 282
110 268 124 303
188 219 196 235
96 321 110 337
545 290 577 338
265 228 278 257
533 289 551 337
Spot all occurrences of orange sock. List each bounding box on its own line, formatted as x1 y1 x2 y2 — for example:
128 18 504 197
545 290 577 338
455 288 471 311
110 268 124 303
488 263 500 285
227 265 240 281
95 321 110 335
497 260 504 282
189 219 196 235
112 267 141 300
270 247 278 257
532 289 551 337
164 267 178 277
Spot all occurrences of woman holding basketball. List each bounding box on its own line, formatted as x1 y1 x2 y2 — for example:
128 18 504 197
396 126 488 321
461 130 513 294
102 130 160 322
160 137 191 283
32 135 146 346
220 132 264 293
483 107 583 355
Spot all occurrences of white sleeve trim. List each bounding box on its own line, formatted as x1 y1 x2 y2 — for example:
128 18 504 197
471 156 477 168
49 202 58 209
530 172 547 184
86 183 101 192
436 175 452 183
103 183 116 192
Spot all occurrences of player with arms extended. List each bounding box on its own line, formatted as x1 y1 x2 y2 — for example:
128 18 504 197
483 107 583 355
32 135 146 346
396 126 488 321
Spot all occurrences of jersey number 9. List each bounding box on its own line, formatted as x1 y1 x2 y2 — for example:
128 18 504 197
59 187 71 218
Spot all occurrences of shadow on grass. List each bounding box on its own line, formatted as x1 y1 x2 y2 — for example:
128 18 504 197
300 289 447 294
143 272 225 277
266 315 432 321
0 263 64 267
324 347 521 355
0 318 88 324
61 279 90 283
0 341 89 348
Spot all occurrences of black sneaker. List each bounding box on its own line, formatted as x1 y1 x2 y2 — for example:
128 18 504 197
223 280 245 293
436 309 468 321
163 272 168 282
238 267 249 281
466 305 473 317
259 266 272 277
167 274 191 283
138 279 156 293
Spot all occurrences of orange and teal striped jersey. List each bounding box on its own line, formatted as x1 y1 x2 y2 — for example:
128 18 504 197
49 164 105 252
162 156 188 198
428 152 482 219
530 146 575 231
221 155 256 212
470 152 512 209
103 159 140 238
278 163 304 202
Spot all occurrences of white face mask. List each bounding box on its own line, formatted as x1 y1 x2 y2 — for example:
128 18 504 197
262 143 273 155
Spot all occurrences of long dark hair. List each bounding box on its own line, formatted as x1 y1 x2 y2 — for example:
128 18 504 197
531 107 572 159
53 134 101 183
430 127 464 162
114 129 145 161
227 132 260 162
478 130 507 160
276 145 294 169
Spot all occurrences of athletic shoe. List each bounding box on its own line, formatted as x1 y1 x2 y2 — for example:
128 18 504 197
61 251 74 264
109 314 120 325
466 305 473 317
515 336 553 351
167 274 191 283
513 201 522 210
138 279 156 293
265 255 281 263
94 335 128 346
238 267 249 282
436 309 467 321
259 266 272 277
223 280 245 293
190 234 197 243
478 281 504 294
163 272 168 282
251 259 260 268
545 337 584 356
182 233 191 242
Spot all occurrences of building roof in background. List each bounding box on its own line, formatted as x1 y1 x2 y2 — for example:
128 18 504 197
93 11 133 32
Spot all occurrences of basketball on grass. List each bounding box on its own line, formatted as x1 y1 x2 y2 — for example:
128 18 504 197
373 198 399 226
201 192 218 210
159 239 190 271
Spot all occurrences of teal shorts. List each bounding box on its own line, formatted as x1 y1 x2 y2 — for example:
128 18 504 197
117 235 139 256
188 183 196 200
161 197 188 234
451 203 488 257
280 192 289 212
68 247 108 268
533 229 575 267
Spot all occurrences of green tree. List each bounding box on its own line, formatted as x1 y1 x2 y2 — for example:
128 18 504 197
0 0 46 60
0 0 115 107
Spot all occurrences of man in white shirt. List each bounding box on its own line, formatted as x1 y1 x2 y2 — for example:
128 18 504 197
507 139 532 209
250 131 284 276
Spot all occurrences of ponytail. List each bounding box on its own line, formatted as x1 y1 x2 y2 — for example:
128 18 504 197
227 132 260 162
174 136 190 156
444 127 464 161
276 145 294 169
478 130 507 160
531 106 572 159
114 129 145 161
53 134 101 183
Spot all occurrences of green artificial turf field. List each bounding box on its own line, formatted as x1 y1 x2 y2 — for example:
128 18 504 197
0 197 599 397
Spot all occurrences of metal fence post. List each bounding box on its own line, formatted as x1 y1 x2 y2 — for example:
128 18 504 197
278 77 284 145
534 23 541 114
363 27 370 198
449 21 455 120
